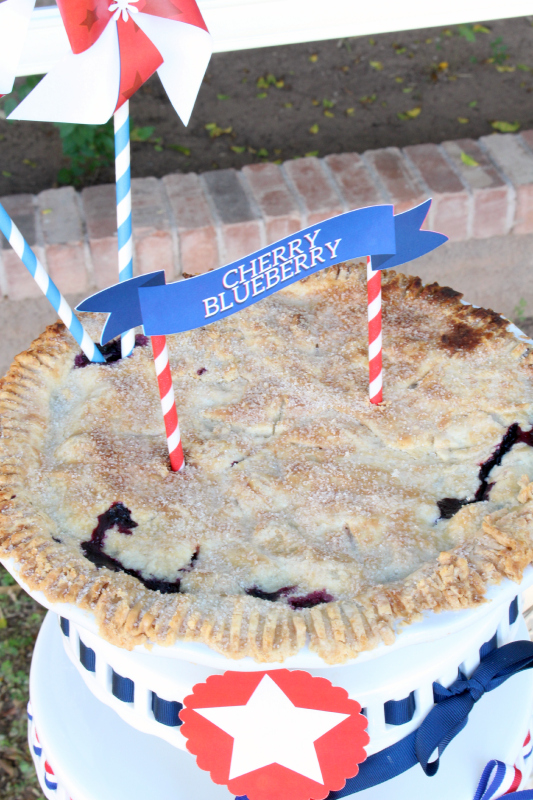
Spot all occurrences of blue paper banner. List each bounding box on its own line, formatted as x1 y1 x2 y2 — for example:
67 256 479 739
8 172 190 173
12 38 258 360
77 200 447 343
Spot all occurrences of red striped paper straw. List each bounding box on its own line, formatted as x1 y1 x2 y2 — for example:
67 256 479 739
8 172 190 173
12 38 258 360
367 256 383 405
151 335 185 472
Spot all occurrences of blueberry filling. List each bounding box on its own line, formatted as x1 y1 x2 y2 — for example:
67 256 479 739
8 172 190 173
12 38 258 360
246 585 296 602
81 502 198 594
245 585 334 608
74 335 149 368
197 368 207 375
438 423 533 520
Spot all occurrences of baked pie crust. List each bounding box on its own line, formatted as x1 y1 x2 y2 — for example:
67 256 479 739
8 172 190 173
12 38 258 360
1 263 533 664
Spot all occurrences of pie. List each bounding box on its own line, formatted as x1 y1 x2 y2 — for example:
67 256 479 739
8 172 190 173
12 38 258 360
1 263 533 664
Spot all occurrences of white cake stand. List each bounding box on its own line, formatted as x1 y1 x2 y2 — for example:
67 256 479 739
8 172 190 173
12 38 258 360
29 611 533 800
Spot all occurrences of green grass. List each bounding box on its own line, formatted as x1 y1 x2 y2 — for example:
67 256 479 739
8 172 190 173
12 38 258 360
0 565 45 800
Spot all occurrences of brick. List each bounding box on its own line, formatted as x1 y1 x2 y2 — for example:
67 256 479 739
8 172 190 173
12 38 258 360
241 163 301 244
38 187 88 294
202 169 263 262
325 153 385 210
81 184 118 289
162 173 218 276
403 143 470 241
131 177 175 280
0 193 44 300
480 133 533 234
441 139 511 239
283 157 343 226
363 147 425 214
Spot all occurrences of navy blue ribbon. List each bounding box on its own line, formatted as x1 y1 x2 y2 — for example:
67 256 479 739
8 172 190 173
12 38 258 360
77 200 447 342
234 639 533 800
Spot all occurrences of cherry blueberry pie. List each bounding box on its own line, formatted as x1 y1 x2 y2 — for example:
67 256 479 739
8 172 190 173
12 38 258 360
1 263 533 663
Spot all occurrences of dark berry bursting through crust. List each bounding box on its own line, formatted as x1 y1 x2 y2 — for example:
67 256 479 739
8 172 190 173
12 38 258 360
74 335 149 368
437 424 533 519
81 502 199 594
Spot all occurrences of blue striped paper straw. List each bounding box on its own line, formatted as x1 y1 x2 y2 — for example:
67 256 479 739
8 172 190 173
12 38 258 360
114 101 135 358
0 202 105 363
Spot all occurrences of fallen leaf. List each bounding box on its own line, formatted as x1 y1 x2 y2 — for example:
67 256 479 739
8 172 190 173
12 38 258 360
461 152 479 167
368 38 376 45
0 758 15 777
425 38 433 44
256 77 269 89
309 124 319 134
323 98 335 108
256 92 267 99
283 102 293 108
274 148 282 155
305 151 319 157
41 208 52 214
131 126 154 142
273 159 283 164
457 117 469 124
345 108 355 116
381 101 387 107
341 65 349 73
312 99 320 106
323 110 335 117
395 47 407 54
491 120 520 132
360 94 377 105
402 87 413 93
22 158 36 167
370 60 383 71
230 146 246 154
442 29 453 37
217 93 230 100
473 24 490 33
205 123 233 138
309 54 318 63
397 106 422 120
168 144 191 156
395 76 404 83
468 100 478 107
517 64 531 71
438 61 449 71
257 148 268 157
495 65 515 72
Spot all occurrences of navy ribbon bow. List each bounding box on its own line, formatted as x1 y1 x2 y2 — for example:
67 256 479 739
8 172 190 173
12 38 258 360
416 640 533 777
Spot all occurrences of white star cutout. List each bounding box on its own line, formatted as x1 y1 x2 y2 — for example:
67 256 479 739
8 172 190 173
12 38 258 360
194 674 350 783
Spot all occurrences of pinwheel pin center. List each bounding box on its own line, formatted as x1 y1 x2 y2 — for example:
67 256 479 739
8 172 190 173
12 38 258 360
108 0 139 23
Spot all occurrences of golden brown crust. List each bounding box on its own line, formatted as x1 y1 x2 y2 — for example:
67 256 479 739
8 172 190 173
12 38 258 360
1 264 533 664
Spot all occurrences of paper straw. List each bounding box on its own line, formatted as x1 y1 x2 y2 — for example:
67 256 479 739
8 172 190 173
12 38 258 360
0 202 105 363
114 100 135 359
151 335 185 471
367 256 383 404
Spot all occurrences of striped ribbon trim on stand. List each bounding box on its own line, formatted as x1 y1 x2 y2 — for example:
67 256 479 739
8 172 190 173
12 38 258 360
0 203 104 363
114 100 135 359
473 731 533 800
151 335 185 472
367 256 382 405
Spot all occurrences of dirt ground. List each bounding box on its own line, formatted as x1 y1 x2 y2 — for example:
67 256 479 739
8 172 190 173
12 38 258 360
2 16 533 194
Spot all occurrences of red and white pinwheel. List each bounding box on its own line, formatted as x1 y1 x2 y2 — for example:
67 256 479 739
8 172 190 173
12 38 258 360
9 0 212 124
0 0 36 96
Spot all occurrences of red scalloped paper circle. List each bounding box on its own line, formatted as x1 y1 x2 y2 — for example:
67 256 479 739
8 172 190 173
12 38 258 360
180 669 369 800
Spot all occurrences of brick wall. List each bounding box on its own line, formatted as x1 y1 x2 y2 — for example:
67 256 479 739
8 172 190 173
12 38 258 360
2 131 533 300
